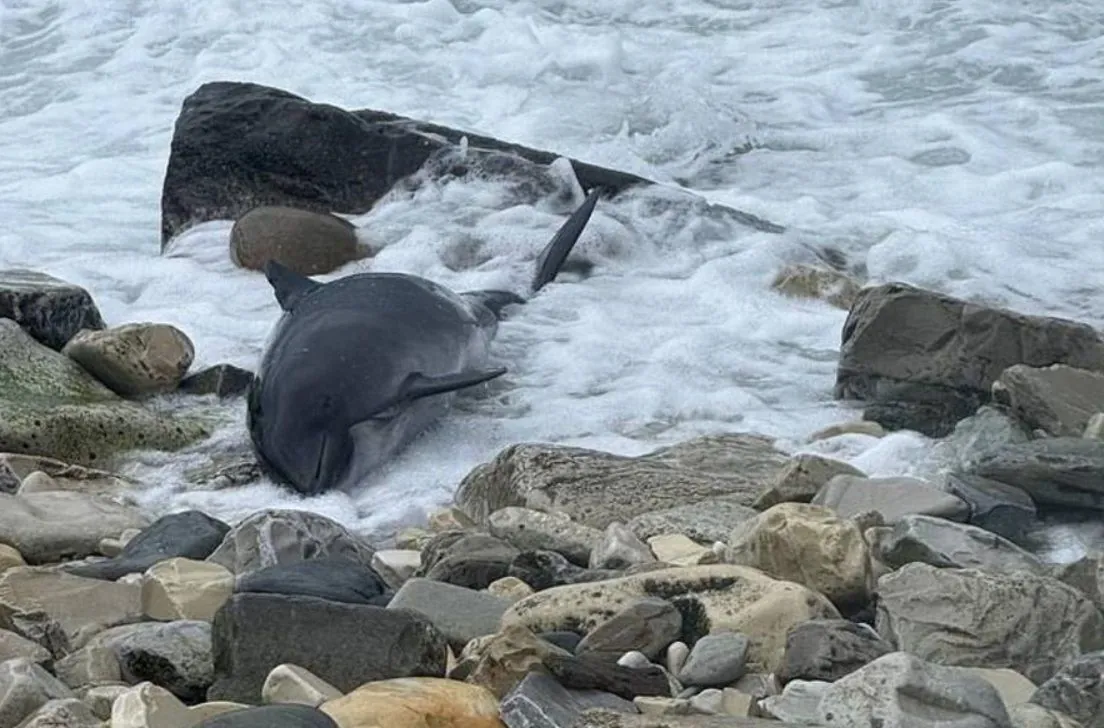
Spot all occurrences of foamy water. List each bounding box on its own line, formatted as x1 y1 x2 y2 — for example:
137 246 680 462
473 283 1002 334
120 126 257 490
1 0 1103 549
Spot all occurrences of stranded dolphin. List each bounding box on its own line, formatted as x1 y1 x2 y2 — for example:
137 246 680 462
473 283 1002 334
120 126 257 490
246 189 602 495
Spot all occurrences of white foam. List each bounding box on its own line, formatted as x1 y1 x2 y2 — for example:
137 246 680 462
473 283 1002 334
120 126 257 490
2 0 1103 542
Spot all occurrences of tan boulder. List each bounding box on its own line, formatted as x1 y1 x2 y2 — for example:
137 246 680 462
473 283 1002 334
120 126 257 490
726 503 872 613
486 577 534 602
230 206 369 276
141 558 234 621
501 565 839 673
320 677 504 728
647 535 714 566
0 544 24 574
63 323 195 397
771 264 862 310
0 566 142 645
456 624 567 699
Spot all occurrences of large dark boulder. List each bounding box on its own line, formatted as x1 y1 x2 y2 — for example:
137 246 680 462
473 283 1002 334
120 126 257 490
234 557 392 606
208 593 447 704
160 81 782 248
196 705 338 728
835 283 1104 436
0 270 105 351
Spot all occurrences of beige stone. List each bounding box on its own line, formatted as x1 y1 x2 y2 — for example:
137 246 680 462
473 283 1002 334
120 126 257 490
99 528 143 558
395 528 431 550
753 453 866 510
63 323 195 397
457 624 567 699
54 645 122 688
501 565 840 673
486 577 534 602
262 663 343 707
0 544 24 574
960 667 1036 708
110 682 248 728
141 558 234 622
320 677 504 728
371 550 421 590
0 566 142 644
993 364 1104 437
0 453 134 499
230 205 369 276
633 696 696 715
771 264 862 310
809 421 886 441
0 491 149 564
428 507 476 532
1009 703 1086 728
727 503 872 612
813 474 969 523
646 534 713 566
721 688 753 716
78 682 130 720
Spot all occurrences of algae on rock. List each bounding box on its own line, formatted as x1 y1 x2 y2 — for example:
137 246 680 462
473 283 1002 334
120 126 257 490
0 319 209 467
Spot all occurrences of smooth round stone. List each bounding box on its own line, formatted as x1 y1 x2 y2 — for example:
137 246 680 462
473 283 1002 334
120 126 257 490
678 632 750 688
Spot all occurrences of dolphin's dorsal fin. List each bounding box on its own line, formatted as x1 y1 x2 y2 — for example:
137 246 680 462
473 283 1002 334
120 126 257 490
401 368 507 402
264 260 322 311
531 187 602 294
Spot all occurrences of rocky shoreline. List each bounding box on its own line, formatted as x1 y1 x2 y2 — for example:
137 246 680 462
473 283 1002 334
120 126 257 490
1 81 1103 727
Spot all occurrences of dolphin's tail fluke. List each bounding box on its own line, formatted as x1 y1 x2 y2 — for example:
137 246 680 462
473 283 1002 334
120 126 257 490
531 187 602 294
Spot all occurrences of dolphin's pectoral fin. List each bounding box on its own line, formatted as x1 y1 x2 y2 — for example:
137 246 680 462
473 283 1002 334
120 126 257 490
531 187 602 294
400 367 508 402
263 260 323 311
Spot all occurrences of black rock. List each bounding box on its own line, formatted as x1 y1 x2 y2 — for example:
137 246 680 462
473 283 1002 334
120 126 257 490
508 550 623 591
208 593 446 703
540 631 585 653
0 269 105 350
235 557 392 606
542 652 670 700
179 364 255 398
1030 649 1104 728
861 386 984 439
419 532 519 590
776 619 893 685
65 510 230 581
160 82 782 248
501 671 638 728
195 704 338 728
88 621 213 703
943 472 1037 543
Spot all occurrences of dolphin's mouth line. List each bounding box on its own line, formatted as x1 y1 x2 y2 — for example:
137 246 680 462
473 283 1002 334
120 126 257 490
312 434 328 493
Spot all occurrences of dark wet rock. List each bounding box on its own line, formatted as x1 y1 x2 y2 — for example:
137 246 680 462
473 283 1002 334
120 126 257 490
508 550 622 591
0 270 105 351
543 652 670 700
540 631 584 653
877 514 1045 575
418 532 519 590
160 81 781 248
943 473 1037 543
456 435 788 530
206 509 375 577
195 703 339 728
66 510 229 581
500 671 638 728
994 364 1104 438
235 557 392 606
972 438 1104 510
835 282 1104 438
85 620 212 703
179 364 255 398
1029 650 1104 728
877 562 1104 683
776 619 893 685
208 593 447 704
386 577 510 651
576 598 682 662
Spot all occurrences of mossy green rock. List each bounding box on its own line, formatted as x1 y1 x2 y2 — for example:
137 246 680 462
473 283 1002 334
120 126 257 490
0 319 209 467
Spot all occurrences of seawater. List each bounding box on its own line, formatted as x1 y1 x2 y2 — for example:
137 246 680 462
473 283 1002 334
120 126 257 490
1 0 1102 550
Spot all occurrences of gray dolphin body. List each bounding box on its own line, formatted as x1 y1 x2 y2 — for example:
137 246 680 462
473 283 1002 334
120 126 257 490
247 189 601 495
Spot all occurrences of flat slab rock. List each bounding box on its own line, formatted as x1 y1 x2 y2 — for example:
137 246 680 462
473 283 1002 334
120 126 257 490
0 269 105 351
456 434 789 529
972 437 1104 510
0 490 149 564
994 363 1104 438
834 282 1104 418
